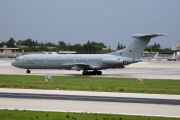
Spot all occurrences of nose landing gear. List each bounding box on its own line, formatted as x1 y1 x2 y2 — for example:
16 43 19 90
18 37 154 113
26 69 31 73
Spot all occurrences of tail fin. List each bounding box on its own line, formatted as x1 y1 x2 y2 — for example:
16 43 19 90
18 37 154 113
109 34 167 59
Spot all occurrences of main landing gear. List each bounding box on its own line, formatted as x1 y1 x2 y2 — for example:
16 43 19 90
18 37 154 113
26 69 31 73
82 70 102 75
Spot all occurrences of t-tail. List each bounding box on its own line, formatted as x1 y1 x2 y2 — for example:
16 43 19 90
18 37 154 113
109 33 167 59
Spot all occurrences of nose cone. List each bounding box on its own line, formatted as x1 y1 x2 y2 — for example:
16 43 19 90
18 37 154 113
11 60 15 66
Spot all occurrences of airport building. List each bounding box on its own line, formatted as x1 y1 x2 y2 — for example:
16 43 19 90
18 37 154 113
0 47 19 54
0 46 19 58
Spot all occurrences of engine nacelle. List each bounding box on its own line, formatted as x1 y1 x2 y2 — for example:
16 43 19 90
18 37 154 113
102 58 124 65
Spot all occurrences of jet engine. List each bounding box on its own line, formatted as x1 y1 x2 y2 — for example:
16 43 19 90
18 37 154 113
102 58 125 65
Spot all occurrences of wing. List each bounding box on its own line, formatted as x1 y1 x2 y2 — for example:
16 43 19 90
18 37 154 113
62 63 99 70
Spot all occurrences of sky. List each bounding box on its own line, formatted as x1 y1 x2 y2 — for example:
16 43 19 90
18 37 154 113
0 0 180 49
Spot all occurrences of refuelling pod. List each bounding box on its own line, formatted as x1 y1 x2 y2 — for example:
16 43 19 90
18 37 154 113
102 58 125 65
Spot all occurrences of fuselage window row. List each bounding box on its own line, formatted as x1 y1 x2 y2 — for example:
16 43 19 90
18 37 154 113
31 59 102 61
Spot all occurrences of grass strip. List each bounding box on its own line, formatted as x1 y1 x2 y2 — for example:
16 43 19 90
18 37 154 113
0 109 179 120
0 74 180 94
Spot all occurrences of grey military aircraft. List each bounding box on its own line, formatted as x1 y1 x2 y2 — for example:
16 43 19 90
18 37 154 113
11 34 167 75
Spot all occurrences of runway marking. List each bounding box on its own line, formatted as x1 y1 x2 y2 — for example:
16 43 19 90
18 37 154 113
0 92 180 105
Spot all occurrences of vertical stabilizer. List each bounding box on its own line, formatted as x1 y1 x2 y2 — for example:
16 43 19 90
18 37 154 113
109 34 167 59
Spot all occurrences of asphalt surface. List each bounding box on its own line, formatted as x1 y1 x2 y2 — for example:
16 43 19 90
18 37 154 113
0 88 180 118
0 92 180 105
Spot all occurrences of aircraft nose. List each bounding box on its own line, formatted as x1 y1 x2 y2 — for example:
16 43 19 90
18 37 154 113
11 60 15 66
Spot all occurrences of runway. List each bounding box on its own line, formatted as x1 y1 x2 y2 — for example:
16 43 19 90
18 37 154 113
0 58 180 117
1 92 180 105
0 88 180 118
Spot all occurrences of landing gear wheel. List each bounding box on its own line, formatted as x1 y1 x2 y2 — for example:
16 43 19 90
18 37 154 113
97 71 102 75
26 69 31 73
82 70 102 75
82 71 88 75
91 71 96 75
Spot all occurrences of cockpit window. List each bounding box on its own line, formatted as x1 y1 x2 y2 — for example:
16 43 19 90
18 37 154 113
15 58 19 61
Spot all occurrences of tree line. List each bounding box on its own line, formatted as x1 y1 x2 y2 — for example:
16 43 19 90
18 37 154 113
0 38 176 53
0 38 115 53
144 43 176 53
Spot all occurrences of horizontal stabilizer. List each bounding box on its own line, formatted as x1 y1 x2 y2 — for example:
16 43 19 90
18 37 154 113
132 33 168 39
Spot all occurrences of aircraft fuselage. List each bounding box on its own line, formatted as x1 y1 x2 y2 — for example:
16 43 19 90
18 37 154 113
11 54 139 70
11 33 167 75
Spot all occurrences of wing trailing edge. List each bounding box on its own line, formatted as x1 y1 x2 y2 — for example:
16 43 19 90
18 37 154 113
62 63 100 70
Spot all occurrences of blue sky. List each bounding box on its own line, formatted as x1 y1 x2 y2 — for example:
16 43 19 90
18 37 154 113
1 0 180 49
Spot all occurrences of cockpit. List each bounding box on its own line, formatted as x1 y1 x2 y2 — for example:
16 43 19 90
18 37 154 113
11 56 23 67
15 58 20 61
